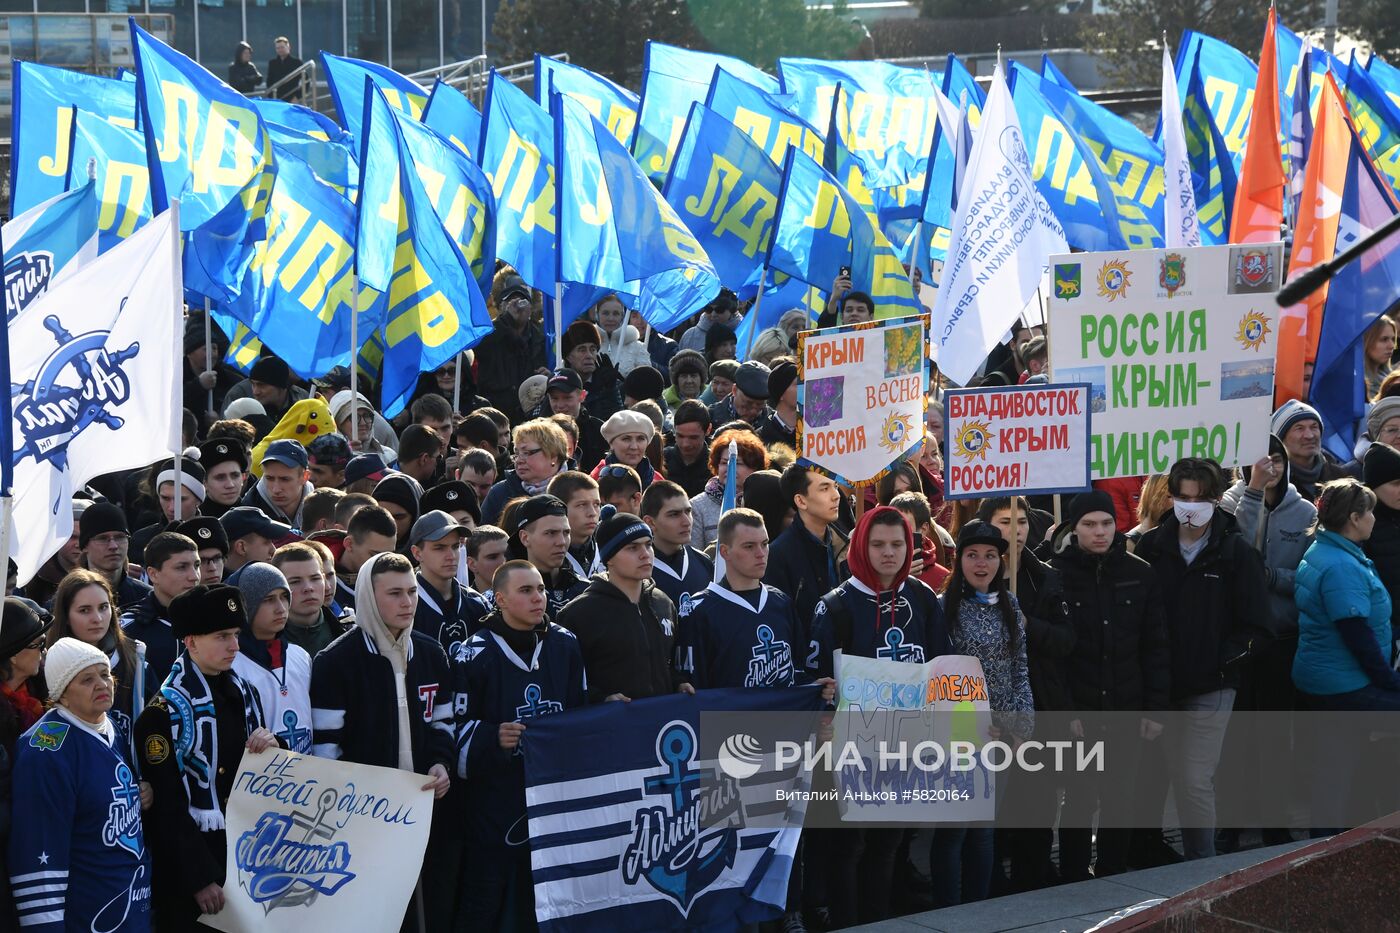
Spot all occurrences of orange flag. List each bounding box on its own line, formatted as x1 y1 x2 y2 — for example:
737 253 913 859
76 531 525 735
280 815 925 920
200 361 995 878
1276 72 1350 406
1230 7 1287 244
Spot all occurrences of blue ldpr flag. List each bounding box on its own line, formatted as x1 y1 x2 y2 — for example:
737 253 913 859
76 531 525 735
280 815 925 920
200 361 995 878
479 71 557 293
65 108 152 253
767 147 919 318
1308 122 1400 461
422 79 484 160
10 62 136 215
553 94 720 333
1172 30 1258 177
1007 63 1128 252
251 98 346 140
1018 62 1165 249
535 54 638 146
1182 48 1240 245
130 21 274 233
635 41 778 183
391 109 498 296
358 84 493 418
224 143 376 380
1369 53 1400 109
321 51 428 139
663 102 782 302
942 53 987 124
522 687 824 931
1341 56 1400 202
779 57 949 191
704 68 825 167
130 20 275 305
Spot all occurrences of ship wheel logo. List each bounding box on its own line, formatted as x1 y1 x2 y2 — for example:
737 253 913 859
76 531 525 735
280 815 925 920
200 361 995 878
11 307 139 513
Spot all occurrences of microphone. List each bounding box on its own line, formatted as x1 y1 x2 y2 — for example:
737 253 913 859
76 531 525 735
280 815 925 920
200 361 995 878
1275 263 1333 307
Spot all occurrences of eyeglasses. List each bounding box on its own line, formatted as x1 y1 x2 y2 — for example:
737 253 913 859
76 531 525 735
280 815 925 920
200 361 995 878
514 447 544 460
24 639 45 652
599 465 634 479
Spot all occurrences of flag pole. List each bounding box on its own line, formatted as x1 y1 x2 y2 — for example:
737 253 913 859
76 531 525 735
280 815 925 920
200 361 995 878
350 271 360 446
204 296 214 418
742 272 767 362
171 200 185 522
553 282 564 369
452 353 462 416
1008 495 1019 597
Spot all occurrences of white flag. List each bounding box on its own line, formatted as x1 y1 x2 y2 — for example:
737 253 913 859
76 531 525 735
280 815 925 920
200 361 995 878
8 207 181 583
1161 47 1201 248
931 66 1066 385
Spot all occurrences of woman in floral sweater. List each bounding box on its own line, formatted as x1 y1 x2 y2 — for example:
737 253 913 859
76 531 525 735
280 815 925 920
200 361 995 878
929 519 1035 907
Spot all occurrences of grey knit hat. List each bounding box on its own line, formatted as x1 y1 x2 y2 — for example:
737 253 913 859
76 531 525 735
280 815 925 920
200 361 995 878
235 562 289 624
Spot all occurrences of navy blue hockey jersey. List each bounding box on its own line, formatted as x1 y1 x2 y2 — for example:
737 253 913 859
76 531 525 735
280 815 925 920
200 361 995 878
813 577 953 678
9 710 151 932
650 545 713 609
453 622 587 852
675 581 814 689
413 573 490 658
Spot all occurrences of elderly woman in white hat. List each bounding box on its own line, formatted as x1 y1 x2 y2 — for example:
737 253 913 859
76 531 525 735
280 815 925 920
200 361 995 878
591 409 659 488
9 636 153 930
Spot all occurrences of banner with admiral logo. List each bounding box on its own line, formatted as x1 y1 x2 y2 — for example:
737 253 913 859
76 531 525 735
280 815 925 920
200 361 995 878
2 181 99 321
942 384 1092 499
522 687 823 932
797 315 928 487
201 749 433 933
6 206 179 584
1047 243 1283 479
833 652 995 823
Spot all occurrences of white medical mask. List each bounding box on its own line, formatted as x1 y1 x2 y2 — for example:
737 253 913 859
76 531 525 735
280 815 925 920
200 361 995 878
1173 500 1215 528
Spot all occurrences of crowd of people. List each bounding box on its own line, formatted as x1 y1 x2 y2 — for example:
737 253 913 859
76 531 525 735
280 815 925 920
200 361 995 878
1 266 1397 933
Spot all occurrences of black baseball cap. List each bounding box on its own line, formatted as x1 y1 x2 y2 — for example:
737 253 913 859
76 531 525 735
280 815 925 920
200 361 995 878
547 369 584 393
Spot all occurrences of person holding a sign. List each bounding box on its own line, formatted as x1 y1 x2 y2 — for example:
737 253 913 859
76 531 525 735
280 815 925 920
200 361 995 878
1133 458 1271 862
456 560 587 929
815 506 951 926
930 521 1034 906
310 551 455 928
1049 491 1169 882
135 584 280 929
10 634 153 932
1272 402 1351 503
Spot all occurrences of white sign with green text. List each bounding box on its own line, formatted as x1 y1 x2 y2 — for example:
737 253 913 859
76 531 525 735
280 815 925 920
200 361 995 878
1047 243 1283 479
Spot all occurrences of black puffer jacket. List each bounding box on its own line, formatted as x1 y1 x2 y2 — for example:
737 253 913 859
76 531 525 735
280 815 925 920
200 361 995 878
554 577 680 703
1134 511 1272 700
1364 503 1400 639
1014 547 1077 715
1050 536 1170 712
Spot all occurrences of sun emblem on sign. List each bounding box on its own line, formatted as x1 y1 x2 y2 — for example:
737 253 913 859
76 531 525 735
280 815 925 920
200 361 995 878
1096 259 1132 302
1235 310 1272 351
878 411 914 455
953 420 994 462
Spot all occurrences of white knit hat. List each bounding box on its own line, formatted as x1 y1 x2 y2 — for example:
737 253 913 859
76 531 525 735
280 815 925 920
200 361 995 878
600 409 656 444
44 637 110 701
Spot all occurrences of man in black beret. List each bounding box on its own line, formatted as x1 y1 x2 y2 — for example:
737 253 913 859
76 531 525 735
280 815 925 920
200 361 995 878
135 584 280 929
